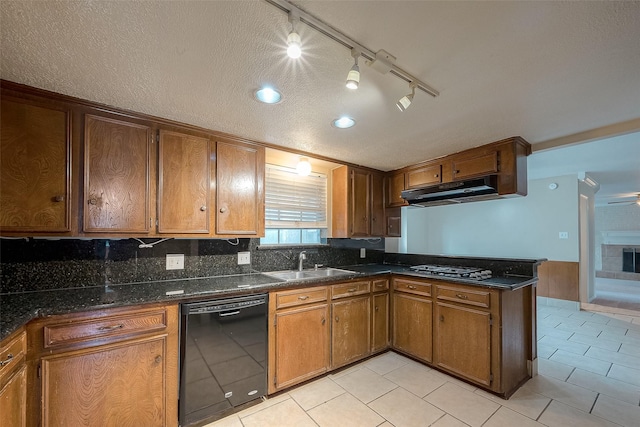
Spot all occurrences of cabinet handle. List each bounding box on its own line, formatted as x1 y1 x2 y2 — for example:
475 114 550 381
97 324 124 331
155 355 162 364
54 195 65 202
335 316 339 322
375 283 385 288
375 306 379 312
434 174 439 178
348 288 357 292
440 315 444 322
0 353 13 367
321 317 326 325
372 217 376 222
298 295 309 300
88 198 97 205
455 293 468 300
407 285 417 290
454 170 460 174
200 206 207 211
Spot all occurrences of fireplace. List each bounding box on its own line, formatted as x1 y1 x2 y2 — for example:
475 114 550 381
622 248 640 273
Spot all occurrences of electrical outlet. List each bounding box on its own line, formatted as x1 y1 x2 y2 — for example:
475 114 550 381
238 251 251 265
360 248 366 258
559 232 569 239
166 254 184 270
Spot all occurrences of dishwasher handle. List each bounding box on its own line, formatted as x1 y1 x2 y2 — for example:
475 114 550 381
185 294 267 315
219 310 241 317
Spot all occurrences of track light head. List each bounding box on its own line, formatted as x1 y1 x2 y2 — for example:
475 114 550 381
287 30 301 58
346 63 360 90
396 83 417 112
286 13 301 59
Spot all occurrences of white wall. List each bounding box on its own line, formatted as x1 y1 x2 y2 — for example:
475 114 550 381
395 175 580 261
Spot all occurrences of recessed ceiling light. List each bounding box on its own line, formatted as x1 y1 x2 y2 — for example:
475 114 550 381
332 116 356 129
255 87 282 104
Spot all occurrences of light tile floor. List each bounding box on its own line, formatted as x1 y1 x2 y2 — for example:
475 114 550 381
206 303 640 427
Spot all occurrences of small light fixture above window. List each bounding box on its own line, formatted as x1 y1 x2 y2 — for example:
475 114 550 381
332 116 356 129
255 87 282 104
296 157 312 176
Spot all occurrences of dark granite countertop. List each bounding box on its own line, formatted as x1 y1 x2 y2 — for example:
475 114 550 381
0 263 536 341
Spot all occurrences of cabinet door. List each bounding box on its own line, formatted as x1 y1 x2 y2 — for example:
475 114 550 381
370 173 385 236
158 130 210 233
0 365 26 427
406 164 441 188
41 336 168 427
451 152 498 180
435 302 492 386
84 115 151 233
392 293 432 363
350 168 370 237
371 292 389 353
0 98 71 232
214 140 265 236
332 296 370 368
273 304 329 390
385 172 406 208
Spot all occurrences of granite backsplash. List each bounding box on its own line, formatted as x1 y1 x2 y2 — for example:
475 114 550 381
0 237 385 294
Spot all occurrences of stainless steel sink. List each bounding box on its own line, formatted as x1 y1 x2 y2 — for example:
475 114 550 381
263 268 356 281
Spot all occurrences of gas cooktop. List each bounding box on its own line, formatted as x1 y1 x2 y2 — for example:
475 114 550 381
409 264 492 280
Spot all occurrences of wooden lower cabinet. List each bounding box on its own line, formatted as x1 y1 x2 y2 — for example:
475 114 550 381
371 278 390 353
26 304 179 427
392 292 433 363
269 287 330 393
435 302 492 386
0 327 27 427
331 295 370 368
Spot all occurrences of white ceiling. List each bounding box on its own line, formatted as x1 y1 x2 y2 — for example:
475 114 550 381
2 1 639 200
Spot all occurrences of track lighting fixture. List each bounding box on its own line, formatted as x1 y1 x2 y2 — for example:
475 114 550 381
396 83 417 112
296 157 312 176
346 50 360 90
286 13 301 59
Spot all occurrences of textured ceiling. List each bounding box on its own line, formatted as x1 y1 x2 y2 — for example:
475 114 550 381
1 1 639 198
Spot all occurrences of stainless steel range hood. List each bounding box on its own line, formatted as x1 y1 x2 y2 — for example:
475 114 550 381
401 175 499 207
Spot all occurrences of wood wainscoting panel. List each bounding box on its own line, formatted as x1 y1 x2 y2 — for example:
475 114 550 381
537 261 579 302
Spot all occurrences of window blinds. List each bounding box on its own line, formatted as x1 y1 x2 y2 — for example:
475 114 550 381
265 164 327 228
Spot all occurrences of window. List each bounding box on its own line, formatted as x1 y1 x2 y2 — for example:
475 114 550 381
260 164 327 245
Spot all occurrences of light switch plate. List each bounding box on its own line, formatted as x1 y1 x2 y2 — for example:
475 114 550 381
360 248 366 258
238 251 251 265
559 232 569 239
166 254 184 270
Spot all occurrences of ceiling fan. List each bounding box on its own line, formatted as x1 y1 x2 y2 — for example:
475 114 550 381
607 194 640 206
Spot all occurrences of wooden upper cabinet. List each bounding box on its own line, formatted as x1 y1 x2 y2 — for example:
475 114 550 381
0 98 71 233
385 172 406 208
406 163 442 188
158 130 210 234
213 139 265 236
451 152 498 181
351 168 371 237
84 115 152 233
370 173 385 236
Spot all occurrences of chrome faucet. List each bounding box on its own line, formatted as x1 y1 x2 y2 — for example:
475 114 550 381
298 251 307 271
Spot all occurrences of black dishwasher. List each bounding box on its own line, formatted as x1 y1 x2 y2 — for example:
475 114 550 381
179 294 268 426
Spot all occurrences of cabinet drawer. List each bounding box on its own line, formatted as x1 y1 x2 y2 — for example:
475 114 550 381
43 309 167 348
331 281 370 300
436 286 491 308
276 286 328 309
0 330 26 379
372 278 390 292
393 278 431 297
